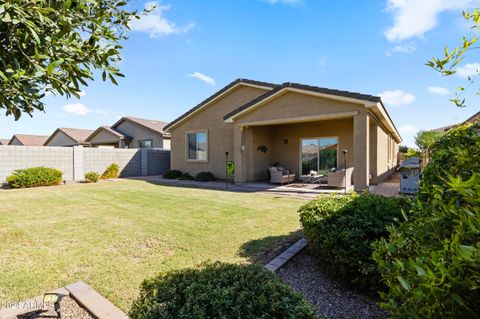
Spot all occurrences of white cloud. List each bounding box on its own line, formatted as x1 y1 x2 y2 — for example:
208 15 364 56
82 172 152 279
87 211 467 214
379 90 416 106
399 124 419 134
95 109 109 115
386 42 416 56
130 1 195 38
261 0 302 4
427 86 450 95
188 72 216 86
455 62 480 78
384 0 472 42
63 103 91 116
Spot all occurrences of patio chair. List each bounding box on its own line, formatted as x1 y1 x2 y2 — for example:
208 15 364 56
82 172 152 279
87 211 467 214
269 166 295 185
327 167 353 188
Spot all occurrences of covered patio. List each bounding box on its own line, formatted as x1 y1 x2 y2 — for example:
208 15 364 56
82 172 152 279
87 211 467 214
224 84 401 192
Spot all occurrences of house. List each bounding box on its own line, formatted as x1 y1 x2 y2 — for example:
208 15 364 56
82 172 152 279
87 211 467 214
164 79 402 191
0 139 10 145
43 128 95 147
8 134 49 146
86 116 170 149
430 110 480 132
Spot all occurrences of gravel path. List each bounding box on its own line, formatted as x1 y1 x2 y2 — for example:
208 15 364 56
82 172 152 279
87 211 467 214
277 250 388 319
18 296 94 319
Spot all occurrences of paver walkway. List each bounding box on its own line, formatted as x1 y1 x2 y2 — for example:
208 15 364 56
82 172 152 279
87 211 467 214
370 173 404 197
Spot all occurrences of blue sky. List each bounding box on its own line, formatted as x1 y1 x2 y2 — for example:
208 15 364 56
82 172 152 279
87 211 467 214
1 0 479 147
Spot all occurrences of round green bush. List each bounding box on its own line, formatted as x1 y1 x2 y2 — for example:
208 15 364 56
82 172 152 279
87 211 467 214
84 171 100 183
129 262 315 319
179 172 194 180
195 171 215 182
101 163 120 179
162 169 182 179
373 123 480 317
299 192 411 291
6 167 63 188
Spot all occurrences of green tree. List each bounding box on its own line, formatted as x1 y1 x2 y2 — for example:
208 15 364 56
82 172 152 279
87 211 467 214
414 130 445 151
0 0 147 119
427 9 480 107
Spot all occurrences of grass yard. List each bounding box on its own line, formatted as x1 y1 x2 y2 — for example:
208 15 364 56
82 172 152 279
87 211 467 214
0 179 305 311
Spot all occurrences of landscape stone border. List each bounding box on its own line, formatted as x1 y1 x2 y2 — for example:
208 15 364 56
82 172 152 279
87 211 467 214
0 281 127 319
265 238 308 272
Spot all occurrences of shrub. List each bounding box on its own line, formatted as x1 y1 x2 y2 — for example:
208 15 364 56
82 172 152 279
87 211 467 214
6 167 63 188
129 262 315 319
299 192 411 290
179 172 194 180
373 123 480 318
101 163 120 179
162 169 182 179
84 171 100 183
195 171 215 182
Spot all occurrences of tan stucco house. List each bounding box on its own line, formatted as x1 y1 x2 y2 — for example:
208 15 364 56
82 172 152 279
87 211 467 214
0 139 10 145
164 79 401 191
8 134 49 146
86 116 171 149
44 128 94 147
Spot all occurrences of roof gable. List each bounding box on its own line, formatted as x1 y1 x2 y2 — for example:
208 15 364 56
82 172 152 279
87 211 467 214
9 134 49 146
163 79 276 131
44 128 94 145
86 126 132 142
113 116 170 136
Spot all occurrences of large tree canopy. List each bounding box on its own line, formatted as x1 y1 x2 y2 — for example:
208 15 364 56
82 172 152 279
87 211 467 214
0 0 144 119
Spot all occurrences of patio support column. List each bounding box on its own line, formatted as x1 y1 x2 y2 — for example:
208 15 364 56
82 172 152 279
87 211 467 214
353 112 370 192
234 125 246 183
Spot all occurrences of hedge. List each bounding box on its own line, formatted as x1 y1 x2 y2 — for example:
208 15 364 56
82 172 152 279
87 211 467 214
373 123 480 317
300 192 411 291
6 167 63 188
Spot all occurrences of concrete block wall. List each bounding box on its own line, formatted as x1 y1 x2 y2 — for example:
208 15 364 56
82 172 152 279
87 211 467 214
0 146 170 183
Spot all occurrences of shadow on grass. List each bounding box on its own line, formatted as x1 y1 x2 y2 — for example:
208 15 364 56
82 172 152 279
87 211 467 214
238 229 304 265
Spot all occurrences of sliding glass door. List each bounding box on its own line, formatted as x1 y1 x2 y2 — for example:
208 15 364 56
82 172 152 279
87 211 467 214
301 137 338 175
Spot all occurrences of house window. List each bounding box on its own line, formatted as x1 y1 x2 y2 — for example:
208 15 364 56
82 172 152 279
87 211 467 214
186 131 207 161
139 140 153 148
300 137 338 175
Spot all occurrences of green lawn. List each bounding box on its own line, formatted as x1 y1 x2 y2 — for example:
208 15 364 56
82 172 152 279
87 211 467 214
0 180 305 311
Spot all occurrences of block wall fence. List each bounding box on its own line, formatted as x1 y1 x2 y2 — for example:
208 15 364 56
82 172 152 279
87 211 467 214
0 145 170 183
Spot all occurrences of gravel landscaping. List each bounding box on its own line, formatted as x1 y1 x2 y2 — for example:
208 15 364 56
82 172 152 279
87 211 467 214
17 296 94 319
277 249 388 319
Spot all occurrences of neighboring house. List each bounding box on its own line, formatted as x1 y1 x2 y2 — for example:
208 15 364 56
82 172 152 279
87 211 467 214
86 126 133 148
44 128 95 147
430 110 480 132
86 116 170 149
164 79 402 191
0 139 10 145
8 134 49 146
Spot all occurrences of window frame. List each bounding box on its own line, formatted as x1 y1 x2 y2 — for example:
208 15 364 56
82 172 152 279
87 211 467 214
138 139 153 149
299 136 339 176
185 130 208 162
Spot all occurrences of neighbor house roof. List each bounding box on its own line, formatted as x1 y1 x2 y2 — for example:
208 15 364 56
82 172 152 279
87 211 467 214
430 110 480 132
9 134 49 146
44 127 95 145
0 139 10 145
86 126 132 142
112 116 171 137
163 79 277 131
